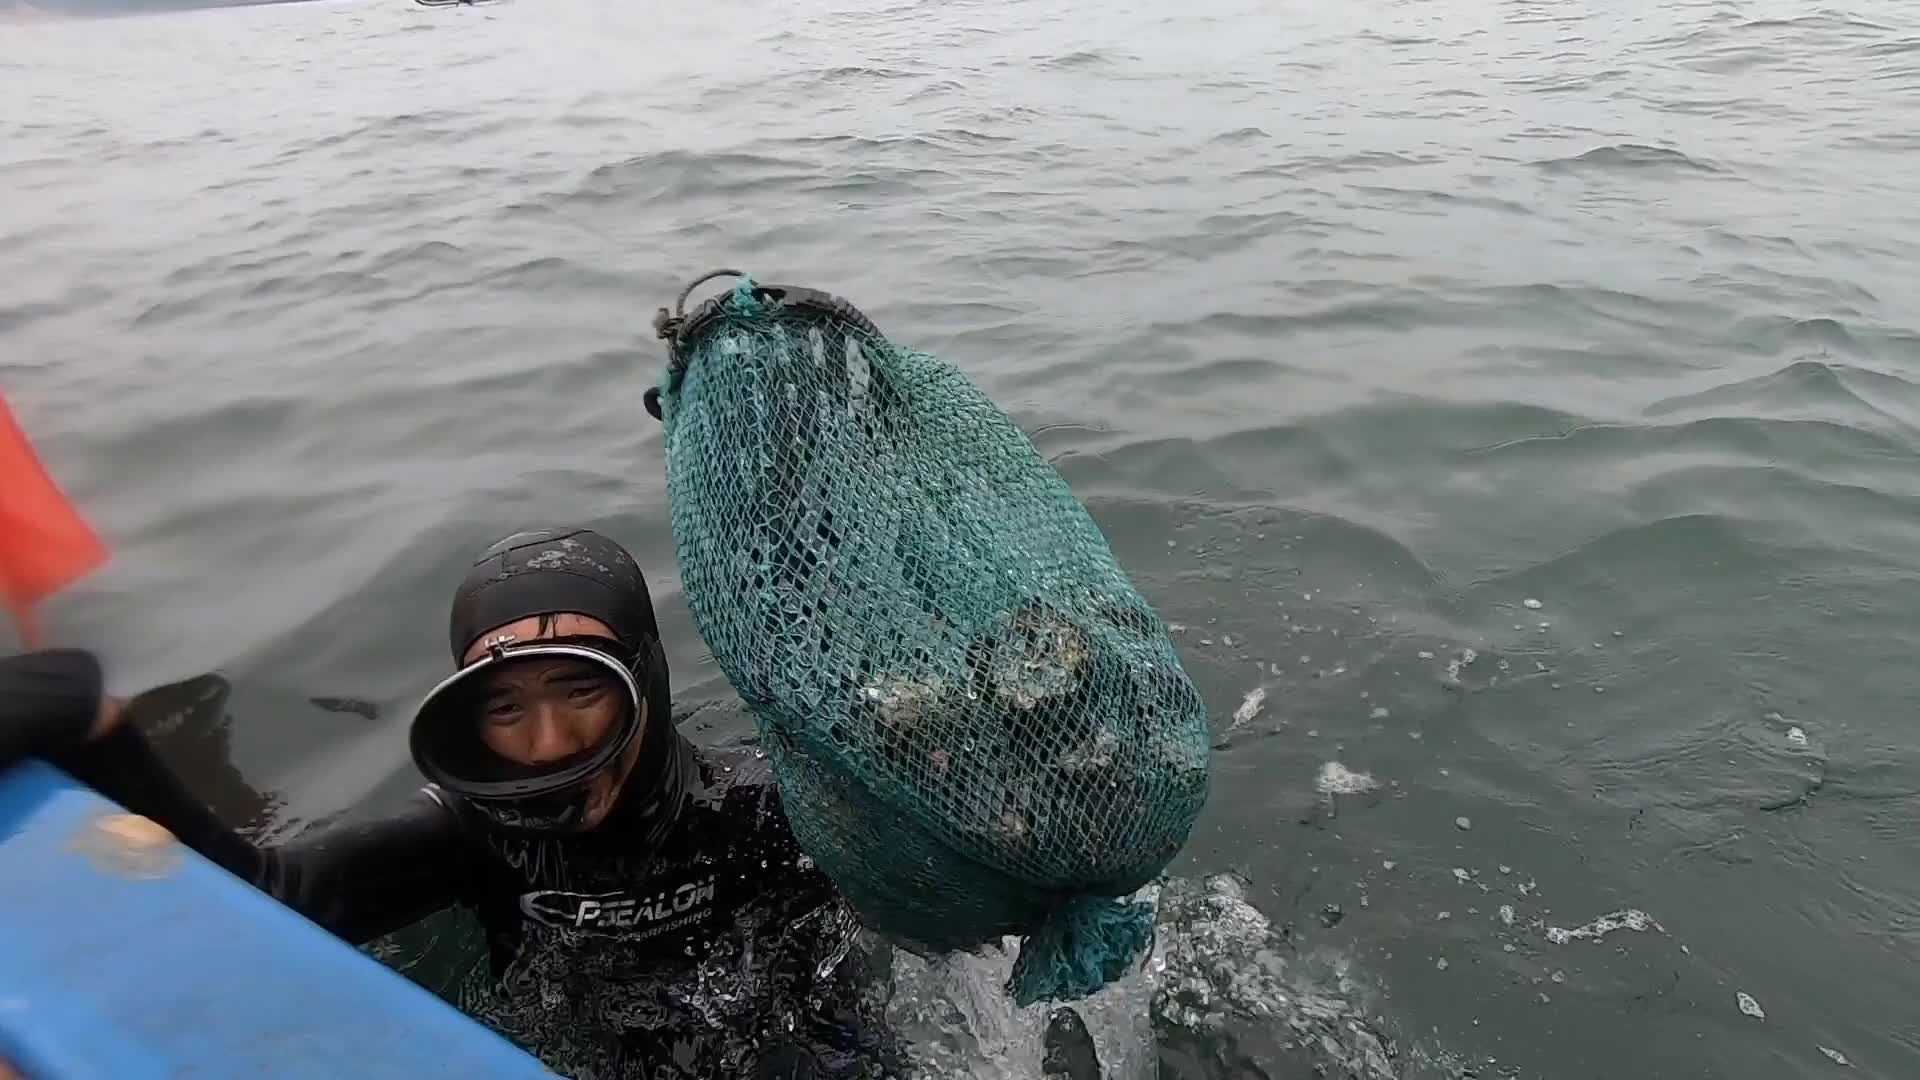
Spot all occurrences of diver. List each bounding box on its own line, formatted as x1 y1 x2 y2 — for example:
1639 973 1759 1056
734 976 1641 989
0 527 902 1079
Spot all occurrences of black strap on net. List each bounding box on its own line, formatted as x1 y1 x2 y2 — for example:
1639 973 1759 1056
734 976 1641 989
644 269 883 422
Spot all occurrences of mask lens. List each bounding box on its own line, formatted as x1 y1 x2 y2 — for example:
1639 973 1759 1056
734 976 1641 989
409 641 646 827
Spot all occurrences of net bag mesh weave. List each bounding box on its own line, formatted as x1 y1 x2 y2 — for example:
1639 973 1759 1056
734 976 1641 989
649 274 1213 1005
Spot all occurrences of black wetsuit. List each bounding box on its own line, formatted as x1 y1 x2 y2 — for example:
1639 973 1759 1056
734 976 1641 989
0 649 899 1080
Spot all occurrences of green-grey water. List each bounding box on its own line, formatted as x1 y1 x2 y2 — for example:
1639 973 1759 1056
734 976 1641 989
5 0 1919 1076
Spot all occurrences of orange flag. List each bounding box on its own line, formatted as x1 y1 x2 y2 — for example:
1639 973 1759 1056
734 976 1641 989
0 393 107 646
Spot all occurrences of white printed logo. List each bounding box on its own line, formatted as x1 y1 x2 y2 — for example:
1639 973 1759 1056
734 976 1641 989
519 876 719 934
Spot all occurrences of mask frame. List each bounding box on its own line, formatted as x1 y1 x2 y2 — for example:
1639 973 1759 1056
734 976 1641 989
408 636 652 827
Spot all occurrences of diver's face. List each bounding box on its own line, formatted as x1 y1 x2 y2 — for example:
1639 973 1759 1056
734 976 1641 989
476 655 622 762
464 614 647 830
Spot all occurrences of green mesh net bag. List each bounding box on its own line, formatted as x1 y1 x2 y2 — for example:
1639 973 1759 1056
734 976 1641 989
644 272 1213 1005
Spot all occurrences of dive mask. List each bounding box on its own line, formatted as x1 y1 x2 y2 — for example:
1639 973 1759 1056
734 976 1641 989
408 634 655 833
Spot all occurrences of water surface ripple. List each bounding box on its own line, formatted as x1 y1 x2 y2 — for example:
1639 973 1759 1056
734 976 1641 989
4 0 1919 1076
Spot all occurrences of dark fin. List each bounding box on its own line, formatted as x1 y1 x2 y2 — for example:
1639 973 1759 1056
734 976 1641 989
1041 1006 1102 1080
309 696 380 721
751 1041 819 1080
122 673 278 832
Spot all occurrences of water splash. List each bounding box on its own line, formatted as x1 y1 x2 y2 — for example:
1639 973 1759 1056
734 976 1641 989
887 923 1156 1080
887 873 1451 1078
1151 874 1401 1079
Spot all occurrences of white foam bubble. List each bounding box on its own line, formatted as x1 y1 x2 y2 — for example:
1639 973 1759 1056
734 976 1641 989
1317 761 1380 796
1229 686 1266 730
1544 908 1662 945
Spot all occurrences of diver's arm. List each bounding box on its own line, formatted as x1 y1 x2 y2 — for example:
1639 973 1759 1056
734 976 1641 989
58 725 478 943
0 648 114 764
1 649 478 944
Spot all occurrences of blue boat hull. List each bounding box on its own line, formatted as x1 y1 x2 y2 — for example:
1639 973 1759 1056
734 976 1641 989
0 759 553 1079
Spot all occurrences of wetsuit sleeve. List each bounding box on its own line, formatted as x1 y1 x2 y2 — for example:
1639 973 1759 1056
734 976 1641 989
0 648 104 764
52 722 484 945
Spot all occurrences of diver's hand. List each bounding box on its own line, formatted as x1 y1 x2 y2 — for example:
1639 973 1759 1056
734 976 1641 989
0 648 123 767
91 691 125 739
